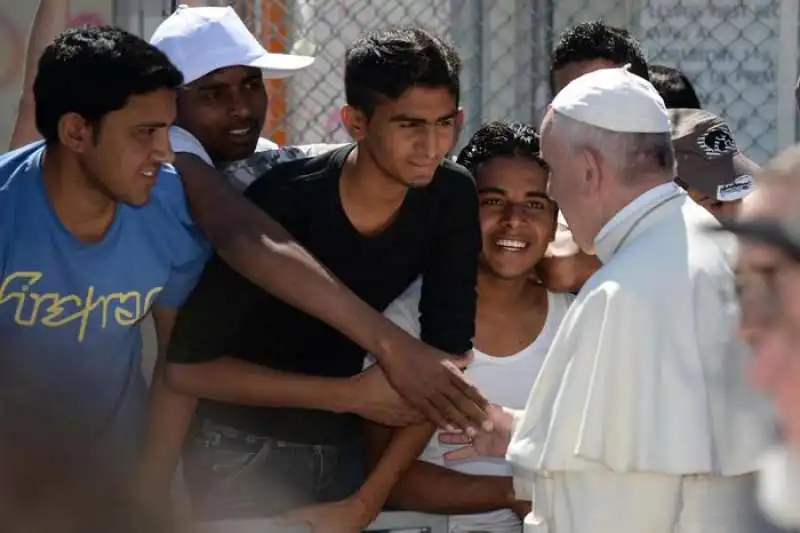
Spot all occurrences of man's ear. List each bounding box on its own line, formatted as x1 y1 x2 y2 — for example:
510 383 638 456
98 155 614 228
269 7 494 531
58 112 95 153
581 145 604 196
341 105 368 142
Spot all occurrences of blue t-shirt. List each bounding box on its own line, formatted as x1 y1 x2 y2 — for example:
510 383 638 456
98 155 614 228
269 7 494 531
0 142 210 468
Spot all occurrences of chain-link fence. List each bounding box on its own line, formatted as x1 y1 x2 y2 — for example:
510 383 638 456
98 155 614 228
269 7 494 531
219 0 790 163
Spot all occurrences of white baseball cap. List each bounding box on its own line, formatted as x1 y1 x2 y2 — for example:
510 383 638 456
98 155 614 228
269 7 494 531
552 65 670 134
150 4 315 85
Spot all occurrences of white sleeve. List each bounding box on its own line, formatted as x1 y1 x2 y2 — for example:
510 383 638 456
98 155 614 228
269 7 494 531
169 126 212 165
362 277 423 370
507 408 533 500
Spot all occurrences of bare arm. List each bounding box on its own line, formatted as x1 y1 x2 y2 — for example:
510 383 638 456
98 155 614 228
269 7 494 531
135 306 197 500
351 366 488 522
355 422 438 522
162 255 420 427
534 222 602 293
175 154 400 355
10 0 69 150
535 251 601 293
163 251 352 414
364 423 517 515
165 357 353 413
174 153 487 430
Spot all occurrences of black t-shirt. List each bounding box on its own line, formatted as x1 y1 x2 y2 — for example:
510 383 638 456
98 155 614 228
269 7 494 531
167 145 481 444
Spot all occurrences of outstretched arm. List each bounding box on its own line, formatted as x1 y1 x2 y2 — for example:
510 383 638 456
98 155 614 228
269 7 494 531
364 422 523 516
175 153 487 431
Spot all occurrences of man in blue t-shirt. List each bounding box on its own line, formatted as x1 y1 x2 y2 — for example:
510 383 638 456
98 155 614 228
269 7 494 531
0 26 209 480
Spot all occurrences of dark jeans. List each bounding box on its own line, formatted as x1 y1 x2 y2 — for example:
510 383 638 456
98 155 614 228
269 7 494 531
182 418 365 521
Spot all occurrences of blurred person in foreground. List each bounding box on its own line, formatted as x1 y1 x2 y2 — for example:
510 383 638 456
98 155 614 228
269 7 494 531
719 146 800 529
0 420 179 533
669 108 758 221
440 66 775 533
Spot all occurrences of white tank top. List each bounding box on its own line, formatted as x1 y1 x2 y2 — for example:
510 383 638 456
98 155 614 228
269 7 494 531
368 279 574 533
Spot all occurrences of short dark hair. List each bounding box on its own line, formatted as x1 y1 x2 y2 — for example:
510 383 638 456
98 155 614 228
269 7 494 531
550 21 649 93
457 121 546 175
648 64 702 109
344 26 461 116
34 26 183 143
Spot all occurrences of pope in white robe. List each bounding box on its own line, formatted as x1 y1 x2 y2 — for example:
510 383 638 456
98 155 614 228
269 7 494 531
504 67 776 533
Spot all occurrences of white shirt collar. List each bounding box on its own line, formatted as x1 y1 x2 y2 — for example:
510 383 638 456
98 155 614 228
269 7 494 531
594 182 681 262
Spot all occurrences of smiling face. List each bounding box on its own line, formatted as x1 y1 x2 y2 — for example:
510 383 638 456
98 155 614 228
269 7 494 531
176 65 267 163
476 155 557 279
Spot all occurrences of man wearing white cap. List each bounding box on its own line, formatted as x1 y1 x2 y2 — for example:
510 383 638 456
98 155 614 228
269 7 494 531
136 6 490 499
149 5 325 177
441 66 775 532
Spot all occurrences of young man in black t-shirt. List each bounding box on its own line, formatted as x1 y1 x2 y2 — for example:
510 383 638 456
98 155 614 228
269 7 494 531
164 27 481 521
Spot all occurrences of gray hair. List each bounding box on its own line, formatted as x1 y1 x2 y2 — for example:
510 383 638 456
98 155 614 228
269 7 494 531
551 111 675 183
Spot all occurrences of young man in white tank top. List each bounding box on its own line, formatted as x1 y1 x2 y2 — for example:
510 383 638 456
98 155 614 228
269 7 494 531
362 121 572 533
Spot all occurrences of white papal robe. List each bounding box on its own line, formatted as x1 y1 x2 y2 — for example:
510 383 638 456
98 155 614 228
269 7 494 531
507 182 776 533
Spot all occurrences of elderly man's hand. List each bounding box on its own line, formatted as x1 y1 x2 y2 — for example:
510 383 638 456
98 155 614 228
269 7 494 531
438 404 517 460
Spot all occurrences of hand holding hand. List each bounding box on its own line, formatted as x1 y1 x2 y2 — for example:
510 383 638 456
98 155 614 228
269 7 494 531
439 404 516 460
382 344 491 433
348 365 425 426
